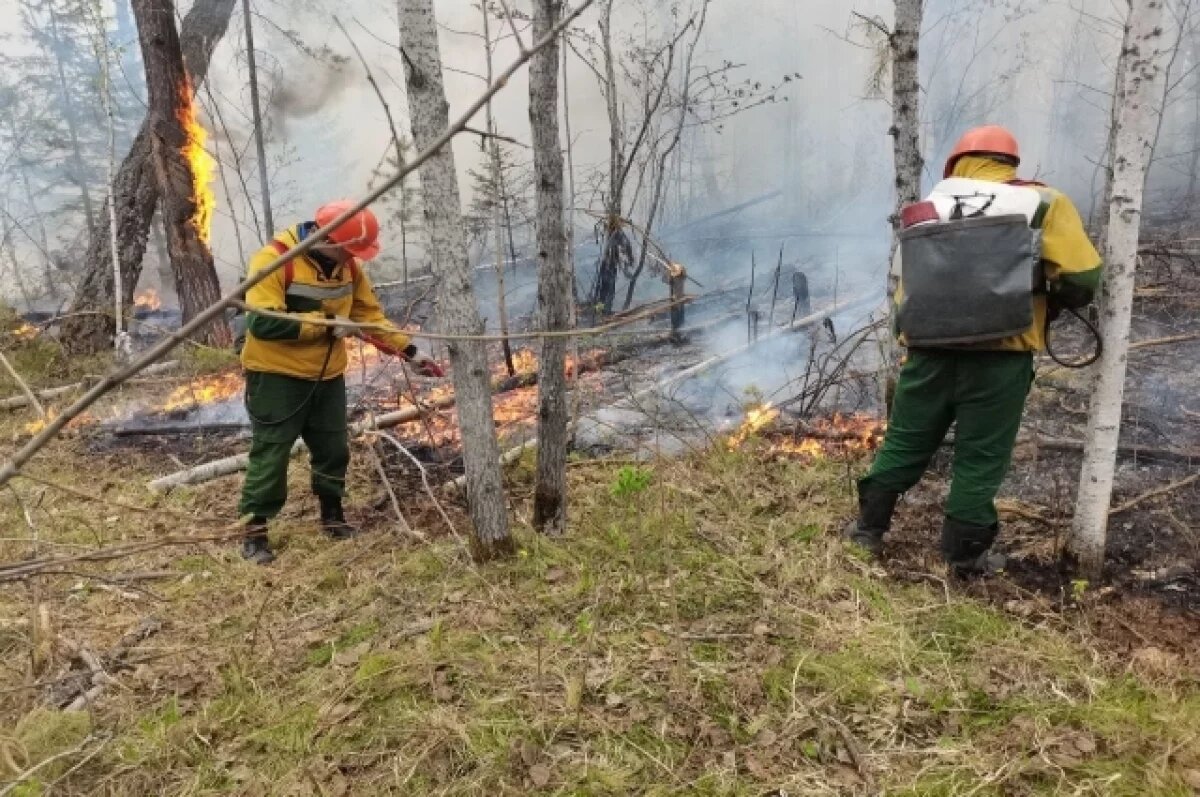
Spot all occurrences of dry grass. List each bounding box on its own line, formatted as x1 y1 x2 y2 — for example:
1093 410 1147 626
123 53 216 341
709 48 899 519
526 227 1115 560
1 370 1199 794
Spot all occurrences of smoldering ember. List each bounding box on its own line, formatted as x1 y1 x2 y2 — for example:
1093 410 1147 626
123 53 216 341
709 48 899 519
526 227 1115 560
2 0 1199 793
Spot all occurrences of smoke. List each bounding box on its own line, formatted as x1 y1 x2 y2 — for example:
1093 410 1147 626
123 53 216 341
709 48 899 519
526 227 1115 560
266 61 354 129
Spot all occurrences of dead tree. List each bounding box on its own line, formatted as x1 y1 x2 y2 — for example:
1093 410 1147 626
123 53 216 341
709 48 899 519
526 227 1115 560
60 0 236 354
133 0 231 347
399 0 514 561
529 0 569 534
1072 0 1169 579
241 0 274 235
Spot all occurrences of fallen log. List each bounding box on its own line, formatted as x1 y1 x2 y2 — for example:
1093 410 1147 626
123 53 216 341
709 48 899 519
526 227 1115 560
147 402 445 491
0 360 181 412
147 350 621 491
112 421 249 437
1029 436 1200 466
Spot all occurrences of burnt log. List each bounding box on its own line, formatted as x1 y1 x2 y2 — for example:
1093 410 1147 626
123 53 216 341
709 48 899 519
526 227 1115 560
136 0 232 347
60 0 237 354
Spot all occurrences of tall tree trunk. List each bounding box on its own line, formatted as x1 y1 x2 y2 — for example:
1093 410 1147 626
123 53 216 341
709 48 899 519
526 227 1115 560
47 5 98 237
1071 0 1168 579
400 0 513 560
481 4 515 376
91 2 132 357
60 0 236 354
593 0 622 315
134 0 231 347
530 0 569 534
890 0 924 215
883 0 923 409
242 0 274 235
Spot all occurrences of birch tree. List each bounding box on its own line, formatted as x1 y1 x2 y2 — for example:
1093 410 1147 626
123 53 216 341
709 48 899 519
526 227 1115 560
529 0 569 534
890 0 923 216
399 0 514 561
1071 0 1169 578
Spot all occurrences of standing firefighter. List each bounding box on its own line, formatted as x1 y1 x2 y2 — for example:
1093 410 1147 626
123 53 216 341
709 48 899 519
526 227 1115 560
846 126 1101 575
237 201 445 564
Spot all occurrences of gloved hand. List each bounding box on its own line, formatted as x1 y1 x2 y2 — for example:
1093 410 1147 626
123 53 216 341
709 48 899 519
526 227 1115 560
328 316 361 340
409 350 446 378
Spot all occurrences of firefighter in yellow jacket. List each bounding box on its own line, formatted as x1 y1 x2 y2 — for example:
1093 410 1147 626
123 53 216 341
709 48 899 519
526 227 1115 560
237 201 444 564
845 126 1102 575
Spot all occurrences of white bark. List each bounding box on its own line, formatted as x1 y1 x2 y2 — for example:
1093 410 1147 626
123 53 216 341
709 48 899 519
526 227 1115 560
881 0 924 408
1071 0 1168 578
89 6 131 360
529 0 569 535
890 0 924 214
399 0 513 560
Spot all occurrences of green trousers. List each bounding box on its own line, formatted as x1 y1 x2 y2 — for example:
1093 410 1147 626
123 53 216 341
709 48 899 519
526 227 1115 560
238 371 349 520
861 349 1034 527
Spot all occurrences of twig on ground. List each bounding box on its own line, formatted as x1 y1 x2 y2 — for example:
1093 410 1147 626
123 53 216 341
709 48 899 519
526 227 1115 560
367 442 419 540
1129 332 1200 351
1109 472 1199 515
379 431 457 536
0 351 46 418
0 734 105 796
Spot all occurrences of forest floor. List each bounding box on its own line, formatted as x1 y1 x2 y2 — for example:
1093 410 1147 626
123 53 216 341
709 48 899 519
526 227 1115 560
1 288 1199 796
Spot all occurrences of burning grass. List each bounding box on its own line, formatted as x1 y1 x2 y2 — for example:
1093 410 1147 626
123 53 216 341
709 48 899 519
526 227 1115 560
1 437 1198 795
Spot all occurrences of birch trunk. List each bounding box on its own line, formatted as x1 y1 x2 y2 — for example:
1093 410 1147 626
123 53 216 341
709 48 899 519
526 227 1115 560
529 0 569 534
890 0 923 213
60 0 237 354
400 0 513 560
883 0 923 408
1071 0 1168 578
90 5 131 358
134 0 232 347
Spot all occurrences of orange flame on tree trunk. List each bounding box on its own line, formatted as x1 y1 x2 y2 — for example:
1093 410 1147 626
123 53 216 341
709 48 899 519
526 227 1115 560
177 77 215 245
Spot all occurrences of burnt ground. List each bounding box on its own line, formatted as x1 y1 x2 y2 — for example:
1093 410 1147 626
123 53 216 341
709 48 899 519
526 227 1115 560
883 258 1200 665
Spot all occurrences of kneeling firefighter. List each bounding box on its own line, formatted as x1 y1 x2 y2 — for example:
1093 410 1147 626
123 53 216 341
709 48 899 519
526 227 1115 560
845 126 1102 575
237 201 445 565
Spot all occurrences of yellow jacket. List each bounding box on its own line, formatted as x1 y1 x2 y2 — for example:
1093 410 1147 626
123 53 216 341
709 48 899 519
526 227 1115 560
894 156 1102 352
240 223 411 380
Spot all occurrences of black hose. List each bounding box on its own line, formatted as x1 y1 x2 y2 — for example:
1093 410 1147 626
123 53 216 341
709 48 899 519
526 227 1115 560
1045 306 1103 369
244 337 336 426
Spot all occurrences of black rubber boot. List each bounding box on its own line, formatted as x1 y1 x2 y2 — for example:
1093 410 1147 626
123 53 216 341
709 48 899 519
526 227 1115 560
842 483 900 556
941 517 1005 577
319 495 360 540
241 518 276 565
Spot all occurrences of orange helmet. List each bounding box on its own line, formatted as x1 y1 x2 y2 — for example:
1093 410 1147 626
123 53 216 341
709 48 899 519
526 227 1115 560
943 125 1020 178
314 201 381 260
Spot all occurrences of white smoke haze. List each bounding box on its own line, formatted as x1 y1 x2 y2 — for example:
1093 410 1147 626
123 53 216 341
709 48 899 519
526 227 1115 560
4 0 1197 308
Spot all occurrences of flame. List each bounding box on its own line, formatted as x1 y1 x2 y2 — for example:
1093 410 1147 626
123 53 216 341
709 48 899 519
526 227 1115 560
23 409 96 436
178 77 215 245
133 288 162 312
726 402 781 449
13 322 38 341
159 370 243 412
765 413 886 459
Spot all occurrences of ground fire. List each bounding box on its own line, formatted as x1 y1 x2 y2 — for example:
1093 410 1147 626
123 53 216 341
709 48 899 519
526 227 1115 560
133 289 162 312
